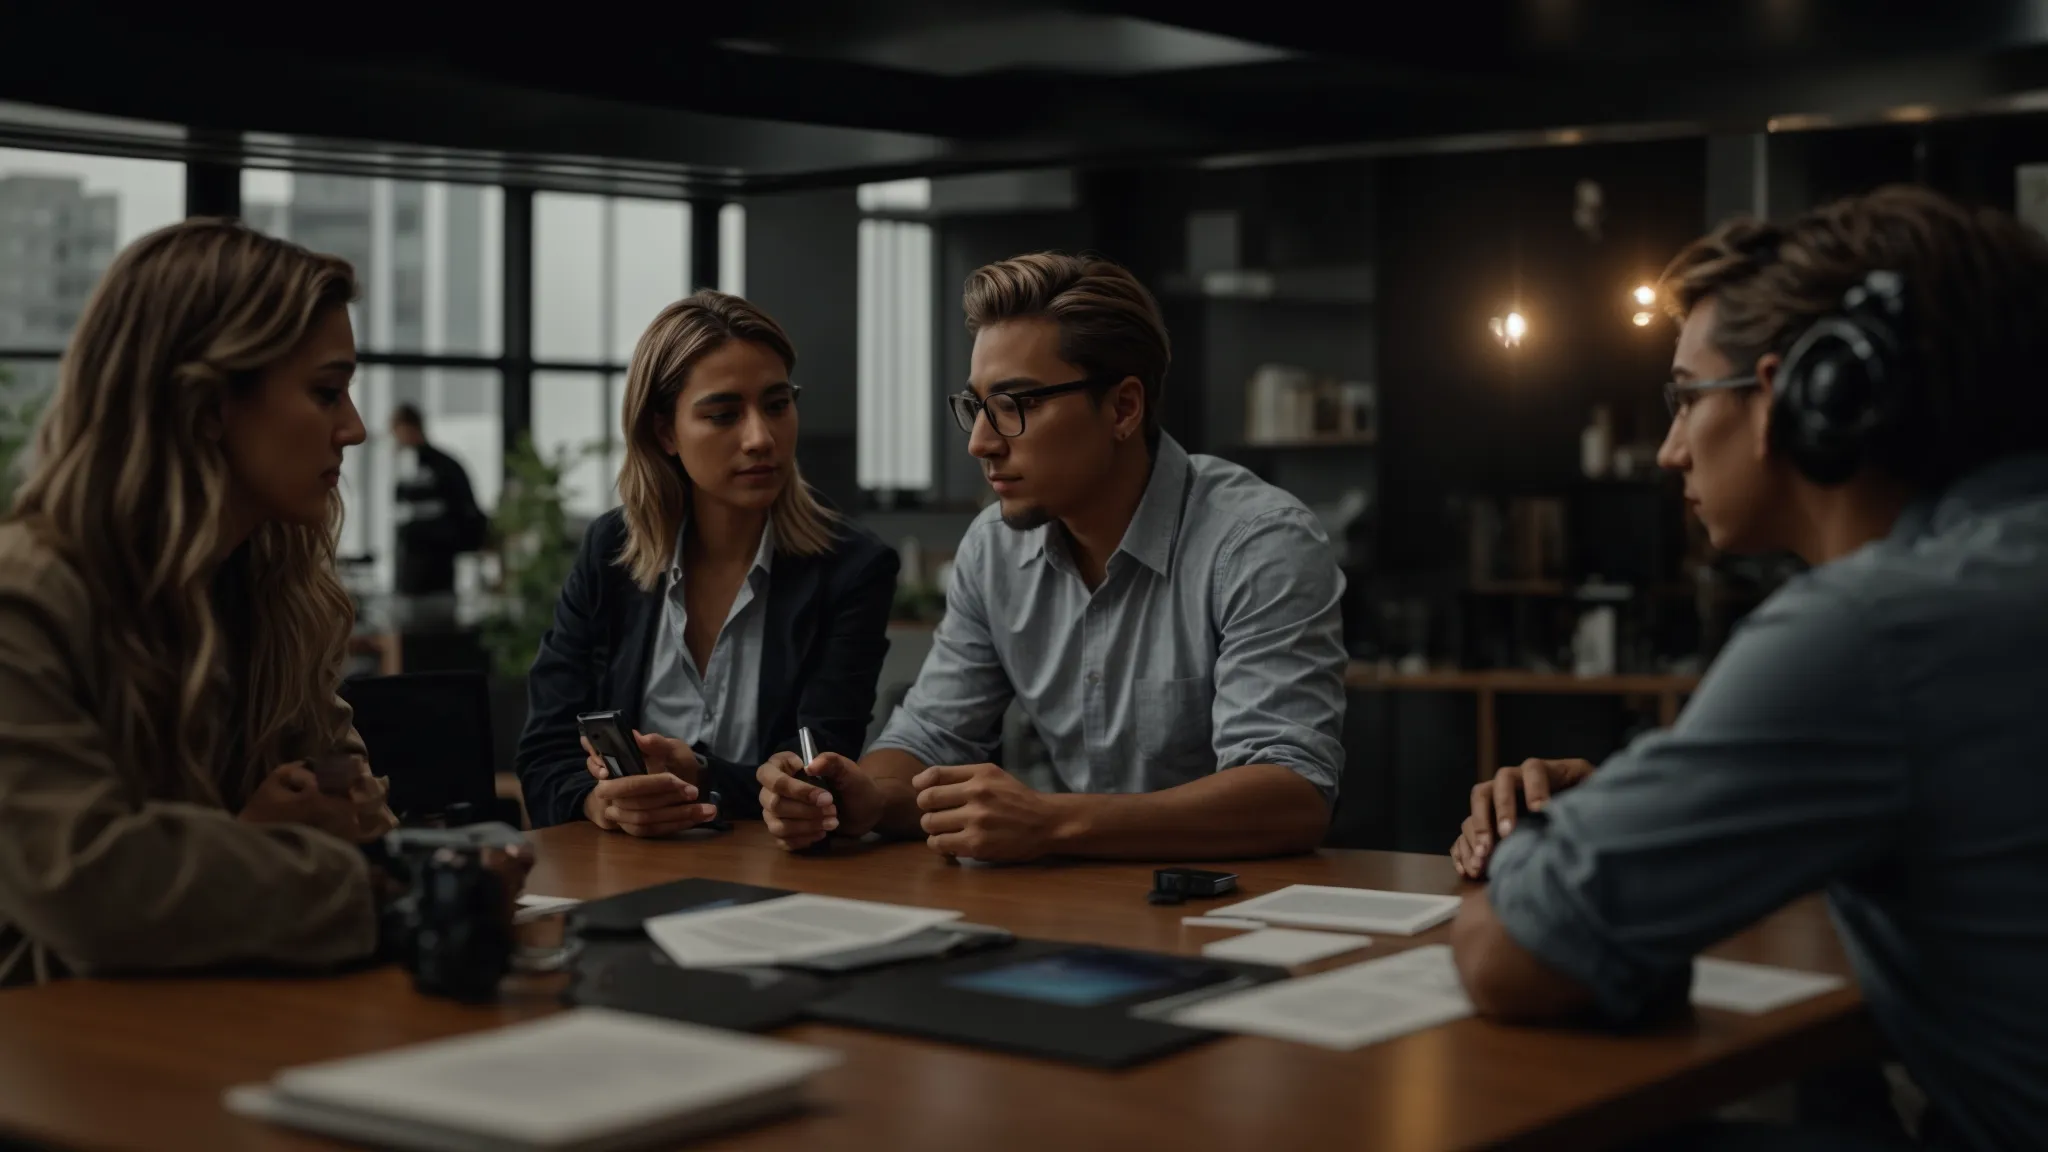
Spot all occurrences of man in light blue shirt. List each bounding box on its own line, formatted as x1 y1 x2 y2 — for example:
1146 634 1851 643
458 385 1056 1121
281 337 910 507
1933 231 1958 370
1451 187 2048 1150
753 253 1346 862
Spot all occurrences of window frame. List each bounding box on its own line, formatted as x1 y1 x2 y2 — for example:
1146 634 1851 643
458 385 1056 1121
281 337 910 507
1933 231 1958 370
0 147 739 562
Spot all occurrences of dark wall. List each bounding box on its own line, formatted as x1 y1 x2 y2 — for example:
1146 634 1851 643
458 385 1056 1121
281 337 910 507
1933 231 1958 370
744 187 861 506
1375 139 1706 576
1735 115 2048 225
1088 161 1381 519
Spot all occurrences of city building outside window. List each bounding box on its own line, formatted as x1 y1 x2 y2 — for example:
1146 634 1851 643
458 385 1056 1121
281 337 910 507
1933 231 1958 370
0 148 184 431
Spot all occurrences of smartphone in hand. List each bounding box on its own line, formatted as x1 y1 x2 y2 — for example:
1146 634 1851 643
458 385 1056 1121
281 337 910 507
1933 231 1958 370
576 710 647 778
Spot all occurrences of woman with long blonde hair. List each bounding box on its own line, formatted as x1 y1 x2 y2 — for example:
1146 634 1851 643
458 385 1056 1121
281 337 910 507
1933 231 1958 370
516 290 898 836
0 218 522 987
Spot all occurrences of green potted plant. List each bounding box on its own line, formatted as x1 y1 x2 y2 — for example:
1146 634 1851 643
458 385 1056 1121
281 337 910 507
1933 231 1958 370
0 366 46 514
480 433 605 680
477 434 605 766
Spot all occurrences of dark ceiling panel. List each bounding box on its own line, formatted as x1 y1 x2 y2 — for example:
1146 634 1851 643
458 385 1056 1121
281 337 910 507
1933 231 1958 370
1085 0 2048 67
7 0 2048 190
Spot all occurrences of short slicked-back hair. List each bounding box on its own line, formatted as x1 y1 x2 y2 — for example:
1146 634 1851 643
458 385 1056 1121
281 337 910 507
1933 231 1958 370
963 252 1172 448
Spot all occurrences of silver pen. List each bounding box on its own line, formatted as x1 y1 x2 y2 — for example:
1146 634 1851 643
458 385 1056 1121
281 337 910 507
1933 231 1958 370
796 726 835 852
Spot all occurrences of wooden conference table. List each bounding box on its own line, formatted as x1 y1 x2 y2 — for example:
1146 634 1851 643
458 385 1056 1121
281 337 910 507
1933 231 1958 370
0 823 1875 1152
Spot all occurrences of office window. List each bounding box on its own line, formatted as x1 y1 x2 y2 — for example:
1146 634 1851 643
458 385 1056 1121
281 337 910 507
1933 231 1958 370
241 171 504 357
611 198 688 360
535 193 691 365
533 371 613 519
719 203 747 298
0 149 183 423
855 189 935 493
609 372 633 500
343 367 502 588
243 171 505 588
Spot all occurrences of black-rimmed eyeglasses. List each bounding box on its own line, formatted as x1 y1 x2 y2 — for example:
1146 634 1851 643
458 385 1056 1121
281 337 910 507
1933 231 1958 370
1664 374 1759 418
947 378 1104 438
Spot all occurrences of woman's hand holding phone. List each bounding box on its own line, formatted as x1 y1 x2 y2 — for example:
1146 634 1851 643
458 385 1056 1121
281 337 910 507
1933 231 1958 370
580 730 715 838
581 729 700 785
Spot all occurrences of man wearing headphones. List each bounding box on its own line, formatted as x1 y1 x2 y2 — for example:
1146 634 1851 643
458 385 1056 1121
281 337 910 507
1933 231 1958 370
1448 186 2048 1150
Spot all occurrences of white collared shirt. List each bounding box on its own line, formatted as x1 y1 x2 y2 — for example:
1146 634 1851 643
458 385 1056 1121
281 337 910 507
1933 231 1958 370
639 520 776 764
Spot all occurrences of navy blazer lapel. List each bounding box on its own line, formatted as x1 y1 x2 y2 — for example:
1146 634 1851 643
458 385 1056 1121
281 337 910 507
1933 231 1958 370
756 554 823 761
616 574 663 732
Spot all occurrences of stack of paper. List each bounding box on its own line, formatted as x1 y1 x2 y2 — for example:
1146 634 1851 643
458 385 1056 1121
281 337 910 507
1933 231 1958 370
1206 884 1463 936
644 894 964 968
224 1007 839 1152
1171 944 1474 1050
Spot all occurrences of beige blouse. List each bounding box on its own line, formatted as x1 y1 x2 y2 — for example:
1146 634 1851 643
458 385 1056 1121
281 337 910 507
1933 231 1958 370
0 519 385 987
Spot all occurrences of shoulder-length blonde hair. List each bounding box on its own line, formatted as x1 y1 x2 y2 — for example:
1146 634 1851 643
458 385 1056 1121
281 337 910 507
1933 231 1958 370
9 218 358 805
615 290 838 590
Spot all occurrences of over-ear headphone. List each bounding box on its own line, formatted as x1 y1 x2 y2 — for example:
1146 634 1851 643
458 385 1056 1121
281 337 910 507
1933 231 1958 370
1771 269 1911 486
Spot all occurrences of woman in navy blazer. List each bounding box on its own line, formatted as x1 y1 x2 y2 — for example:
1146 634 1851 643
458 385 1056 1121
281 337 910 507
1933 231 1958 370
516 291 898 832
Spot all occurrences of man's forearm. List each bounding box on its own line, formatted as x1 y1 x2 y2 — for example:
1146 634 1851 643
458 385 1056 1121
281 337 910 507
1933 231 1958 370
1450 890 1597 1022
1047 764 1330 860
856 747 931 838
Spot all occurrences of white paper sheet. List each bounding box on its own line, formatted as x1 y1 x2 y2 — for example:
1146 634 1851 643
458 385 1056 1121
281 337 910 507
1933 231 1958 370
1690 957 1847 1014
511 894 582 924
226 1008 838 1152
1181 916 1268 930
1207 885 1463 936
1171 944 1474 1050
644 894 963 968
1201 928 1374 966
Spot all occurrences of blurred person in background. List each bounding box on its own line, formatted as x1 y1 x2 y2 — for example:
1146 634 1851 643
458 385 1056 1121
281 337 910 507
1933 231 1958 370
1450 186 2048 1151
516 290 897 837
0 218 528 988
389 402 485 597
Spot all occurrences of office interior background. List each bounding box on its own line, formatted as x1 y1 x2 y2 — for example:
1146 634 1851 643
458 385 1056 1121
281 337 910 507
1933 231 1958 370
6 2 2048 851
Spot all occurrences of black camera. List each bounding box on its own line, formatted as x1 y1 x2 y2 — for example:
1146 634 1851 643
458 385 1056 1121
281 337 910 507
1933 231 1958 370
369 824 525 1004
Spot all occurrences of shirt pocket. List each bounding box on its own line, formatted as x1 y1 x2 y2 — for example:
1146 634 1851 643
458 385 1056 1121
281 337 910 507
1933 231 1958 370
1135 676 1214 765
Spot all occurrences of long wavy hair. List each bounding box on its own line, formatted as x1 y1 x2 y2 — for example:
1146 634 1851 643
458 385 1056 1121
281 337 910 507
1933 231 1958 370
8 218 359 804
615 290 838 590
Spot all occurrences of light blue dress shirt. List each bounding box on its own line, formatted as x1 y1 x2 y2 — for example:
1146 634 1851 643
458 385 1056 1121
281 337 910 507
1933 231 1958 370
1487 453 2048 1152
640 521 774 765
871 434 1347 801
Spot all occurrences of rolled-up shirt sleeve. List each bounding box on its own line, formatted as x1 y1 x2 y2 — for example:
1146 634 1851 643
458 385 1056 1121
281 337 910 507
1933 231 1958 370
1486 577 1910 1023
869 525 1015 769
1209 509 1347 802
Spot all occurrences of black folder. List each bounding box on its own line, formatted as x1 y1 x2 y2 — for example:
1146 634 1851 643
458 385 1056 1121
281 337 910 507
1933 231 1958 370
805 939 1287 1068
566 877 793 937
562 939 826 1032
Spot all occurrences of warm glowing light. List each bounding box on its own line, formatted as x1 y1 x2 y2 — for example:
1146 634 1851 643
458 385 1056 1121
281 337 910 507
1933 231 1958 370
1490 311 1528 347
1631 311 1653 327
1632 284 1655 306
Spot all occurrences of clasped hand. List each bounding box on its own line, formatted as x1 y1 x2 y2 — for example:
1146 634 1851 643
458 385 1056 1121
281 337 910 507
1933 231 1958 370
1450 757 1596 879
240 756 397 843
913 762 1063 863
754 755 1064 862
